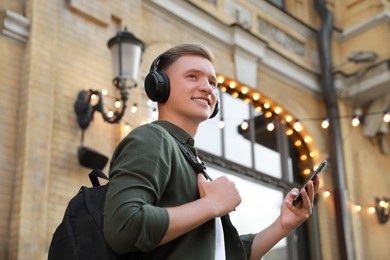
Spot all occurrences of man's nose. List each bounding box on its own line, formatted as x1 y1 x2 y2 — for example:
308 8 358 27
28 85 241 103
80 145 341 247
199 79 214 94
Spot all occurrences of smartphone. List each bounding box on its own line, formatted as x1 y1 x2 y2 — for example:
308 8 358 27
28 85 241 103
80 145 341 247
292 160 327 206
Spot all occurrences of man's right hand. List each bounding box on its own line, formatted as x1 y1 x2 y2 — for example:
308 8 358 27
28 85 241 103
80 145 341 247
197 173 241 217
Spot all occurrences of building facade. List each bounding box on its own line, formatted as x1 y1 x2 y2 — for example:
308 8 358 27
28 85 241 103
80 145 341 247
0 0 389 259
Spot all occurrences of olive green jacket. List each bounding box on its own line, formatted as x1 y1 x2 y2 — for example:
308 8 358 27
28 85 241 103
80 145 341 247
104 120 255 259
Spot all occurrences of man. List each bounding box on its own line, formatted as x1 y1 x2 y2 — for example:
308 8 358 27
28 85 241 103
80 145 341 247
103 43 319 259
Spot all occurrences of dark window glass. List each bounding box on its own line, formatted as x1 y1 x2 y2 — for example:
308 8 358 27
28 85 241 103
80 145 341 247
266 0 285 9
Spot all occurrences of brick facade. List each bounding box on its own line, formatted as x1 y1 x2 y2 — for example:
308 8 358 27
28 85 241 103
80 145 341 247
0 0 389 259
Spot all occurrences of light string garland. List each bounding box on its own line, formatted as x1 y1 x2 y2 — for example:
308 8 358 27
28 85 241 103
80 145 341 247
215 74 389 224
114 74 388 224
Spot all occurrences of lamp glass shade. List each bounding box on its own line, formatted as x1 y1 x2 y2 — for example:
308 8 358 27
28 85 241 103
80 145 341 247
108 30 144 85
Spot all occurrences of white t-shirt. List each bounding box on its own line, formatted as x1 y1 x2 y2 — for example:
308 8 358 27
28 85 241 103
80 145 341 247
215 217 226 259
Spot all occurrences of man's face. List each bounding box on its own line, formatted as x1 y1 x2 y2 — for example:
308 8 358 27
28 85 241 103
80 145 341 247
161 55 218 123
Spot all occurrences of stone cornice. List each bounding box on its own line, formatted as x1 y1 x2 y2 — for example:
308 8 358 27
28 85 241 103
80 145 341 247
334 10 390 42
144 0 321 92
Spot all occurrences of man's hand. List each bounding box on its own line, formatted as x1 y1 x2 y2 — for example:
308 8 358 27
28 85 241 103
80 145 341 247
280 175 320 233
197 174 241 217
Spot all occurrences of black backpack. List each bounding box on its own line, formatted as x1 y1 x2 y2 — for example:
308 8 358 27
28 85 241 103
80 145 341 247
48 140 210 260
48 169 139 260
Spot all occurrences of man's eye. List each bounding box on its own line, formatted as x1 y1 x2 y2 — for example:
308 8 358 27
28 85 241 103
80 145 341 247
188 74 197 79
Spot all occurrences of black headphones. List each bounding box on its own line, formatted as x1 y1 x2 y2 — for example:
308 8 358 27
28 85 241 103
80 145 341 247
144 55 219 119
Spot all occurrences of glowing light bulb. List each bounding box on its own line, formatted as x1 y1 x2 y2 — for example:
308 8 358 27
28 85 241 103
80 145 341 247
265 111 272 118
274 107 282 114
355 204 362 212
124 123 131 132
323 191 331 198
218 120 225 129
266 121 275 131
131 104 138 113
241 120 249 130
294 120 302 132
321 118 330 129
352 115 360 127
383 111 390 123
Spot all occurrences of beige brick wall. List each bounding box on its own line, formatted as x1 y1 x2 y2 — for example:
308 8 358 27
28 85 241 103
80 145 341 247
0 0 389 259
0 34 24 260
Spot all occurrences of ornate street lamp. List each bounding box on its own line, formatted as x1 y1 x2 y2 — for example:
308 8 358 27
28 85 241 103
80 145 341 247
74 28 145 130
73 28 144 170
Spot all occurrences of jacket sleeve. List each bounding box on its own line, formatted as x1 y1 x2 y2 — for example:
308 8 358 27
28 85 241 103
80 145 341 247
240 233 256 259
103 125 172 254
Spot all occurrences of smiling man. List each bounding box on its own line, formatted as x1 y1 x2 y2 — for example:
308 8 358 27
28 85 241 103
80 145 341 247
103 44 319 260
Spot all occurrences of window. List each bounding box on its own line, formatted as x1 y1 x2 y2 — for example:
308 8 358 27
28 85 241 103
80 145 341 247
196 78 320 260
208 165 288 259
222 93 252 167
266 0 285 9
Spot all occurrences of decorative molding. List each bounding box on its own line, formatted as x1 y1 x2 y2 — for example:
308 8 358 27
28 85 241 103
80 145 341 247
246 0 316 40
335 61 390 105
335 10 390 42
257 17 306 58
224 0 252 29
145 0 321 93
0 10 31 42
67 0 110 27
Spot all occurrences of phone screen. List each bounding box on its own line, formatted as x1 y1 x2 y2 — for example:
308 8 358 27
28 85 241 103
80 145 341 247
292 160 327 206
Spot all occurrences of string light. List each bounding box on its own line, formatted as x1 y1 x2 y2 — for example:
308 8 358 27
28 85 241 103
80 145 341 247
241 87 249 94
384 111 390 123
107 110 114 118
368 207 376 214
266 121 275 131
355 204 362 213
274 106 282 114
131 103 138 113
351 114 360 127
124 123 131 132
240 120 249 130
253 93 260 101
293 120 302 132
218 120 225 129
321 118 330 129
323 190 331 198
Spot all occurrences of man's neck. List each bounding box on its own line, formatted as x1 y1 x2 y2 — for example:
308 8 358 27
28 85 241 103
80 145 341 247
158 116 199 138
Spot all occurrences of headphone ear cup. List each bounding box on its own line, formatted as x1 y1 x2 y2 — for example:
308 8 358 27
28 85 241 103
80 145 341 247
144 71 170 103
209 98 219 119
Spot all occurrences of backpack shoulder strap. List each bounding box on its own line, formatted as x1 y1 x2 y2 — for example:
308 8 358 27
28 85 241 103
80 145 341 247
173 138 213 181
89 168 109 187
